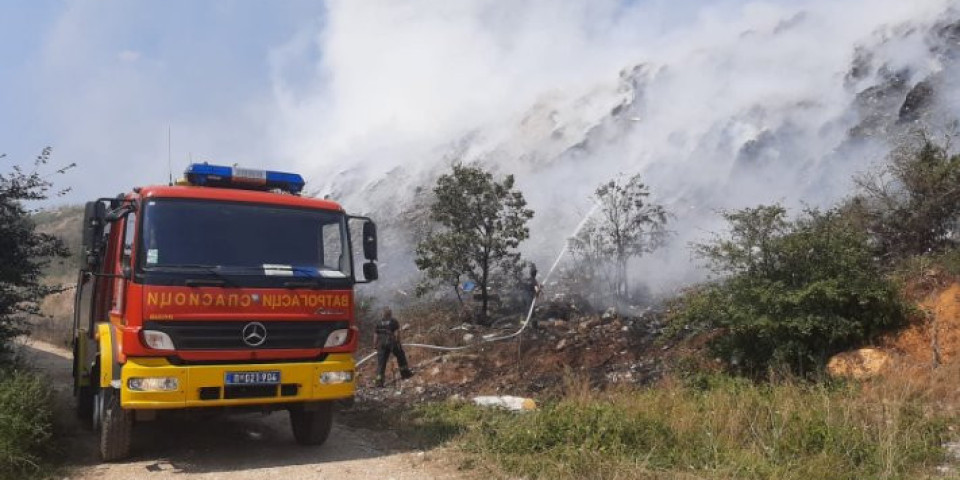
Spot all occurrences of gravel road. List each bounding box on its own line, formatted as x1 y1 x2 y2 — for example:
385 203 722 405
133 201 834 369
22 340 464 480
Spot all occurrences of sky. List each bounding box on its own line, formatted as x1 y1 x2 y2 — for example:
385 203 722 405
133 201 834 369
0 0 326 203
0 0 739 204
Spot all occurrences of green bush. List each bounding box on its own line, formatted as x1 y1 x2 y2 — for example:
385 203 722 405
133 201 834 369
850 135 960 260
670 205 907 376
0 370 55 479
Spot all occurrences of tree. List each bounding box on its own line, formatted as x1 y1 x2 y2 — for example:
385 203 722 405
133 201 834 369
671 205 905 376
0 148 71 360
851 134 960 260
569 174 668 302
415 164 533 322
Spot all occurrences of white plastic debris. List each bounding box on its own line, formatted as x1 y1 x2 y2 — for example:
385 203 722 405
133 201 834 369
472 395 537 411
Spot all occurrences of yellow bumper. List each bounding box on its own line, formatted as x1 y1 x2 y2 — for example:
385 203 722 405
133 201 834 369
119 354 355 409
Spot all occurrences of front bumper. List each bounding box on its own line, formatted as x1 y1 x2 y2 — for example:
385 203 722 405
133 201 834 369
119 354 355 409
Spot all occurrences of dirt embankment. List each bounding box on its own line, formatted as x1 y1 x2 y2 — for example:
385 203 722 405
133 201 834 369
829 274 960 383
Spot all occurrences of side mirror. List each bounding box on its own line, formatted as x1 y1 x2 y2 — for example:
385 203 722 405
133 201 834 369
362 262 379 281
362 221 378 261
81 201 106 269
105 203 134 222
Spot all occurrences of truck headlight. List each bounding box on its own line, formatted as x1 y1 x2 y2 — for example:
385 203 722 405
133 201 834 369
128 377 179 392
320 371 353 384
324 328 350 348
142 330 175 350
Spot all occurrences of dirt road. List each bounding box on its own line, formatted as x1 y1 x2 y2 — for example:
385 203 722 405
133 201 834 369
22 341 465 480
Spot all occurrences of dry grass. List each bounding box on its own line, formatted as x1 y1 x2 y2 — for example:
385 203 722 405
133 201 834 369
28 275 74 349
408 367 955 480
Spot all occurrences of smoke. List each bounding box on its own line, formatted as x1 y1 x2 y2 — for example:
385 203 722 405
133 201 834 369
269 0 958 296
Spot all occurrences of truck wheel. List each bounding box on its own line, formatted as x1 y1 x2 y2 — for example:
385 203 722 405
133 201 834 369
76 361 98 429
98 388 132 461
76 385 94 426
289 401 334 446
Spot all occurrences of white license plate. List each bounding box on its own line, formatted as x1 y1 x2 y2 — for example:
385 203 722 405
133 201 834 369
224 370 280 385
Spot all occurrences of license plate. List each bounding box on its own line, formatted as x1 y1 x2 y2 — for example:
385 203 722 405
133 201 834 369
224 370 281 385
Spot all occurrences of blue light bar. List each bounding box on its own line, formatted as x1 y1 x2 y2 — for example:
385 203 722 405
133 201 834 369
183 163 305 195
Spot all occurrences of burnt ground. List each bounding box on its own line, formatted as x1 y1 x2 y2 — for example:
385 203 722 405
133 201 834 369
350 301 675 412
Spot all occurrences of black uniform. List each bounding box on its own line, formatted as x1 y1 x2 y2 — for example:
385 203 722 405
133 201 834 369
374 316 412 386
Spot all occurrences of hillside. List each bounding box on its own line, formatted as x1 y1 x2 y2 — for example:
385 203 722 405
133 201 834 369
30 204 83 347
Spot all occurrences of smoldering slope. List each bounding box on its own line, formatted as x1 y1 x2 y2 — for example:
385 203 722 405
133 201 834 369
270 0 958 298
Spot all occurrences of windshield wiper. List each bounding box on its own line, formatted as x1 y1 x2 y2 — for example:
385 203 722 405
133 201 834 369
148 264 238 287
185 278 228 287
282 279 322 289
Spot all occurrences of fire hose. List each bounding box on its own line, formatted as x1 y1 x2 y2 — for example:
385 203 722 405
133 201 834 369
355 292 540 367
355 203 598 368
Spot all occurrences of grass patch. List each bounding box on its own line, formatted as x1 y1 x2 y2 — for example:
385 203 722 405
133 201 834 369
407 375 949 479
0 369 56 480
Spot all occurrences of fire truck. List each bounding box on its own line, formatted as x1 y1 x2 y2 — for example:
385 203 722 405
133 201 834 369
71 164 378 461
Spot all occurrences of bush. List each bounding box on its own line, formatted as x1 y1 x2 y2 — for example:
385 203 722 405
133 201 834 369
851 134 960 260
0 370 55 479
670 205 907 376
0 149 70 360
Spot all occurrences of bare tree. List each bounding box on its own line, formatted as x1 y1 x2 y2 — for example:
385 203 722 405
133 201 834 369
570 174 668 301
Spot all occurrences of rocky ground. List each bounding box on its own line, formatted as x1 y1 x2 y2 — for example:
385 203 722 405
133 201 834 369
354 299 675 409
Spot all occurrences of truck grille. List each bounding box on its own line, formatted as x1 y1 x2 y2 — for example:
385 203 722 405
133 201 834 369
143 320 349 350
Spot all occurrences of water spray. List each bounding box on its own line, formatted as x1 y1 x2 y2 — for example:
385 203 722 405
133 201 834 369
356 202 600 367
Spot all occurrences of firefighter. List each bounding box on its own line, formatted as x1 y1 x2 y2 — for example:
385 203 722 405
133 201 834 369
373 307 413 387
522 264 542 324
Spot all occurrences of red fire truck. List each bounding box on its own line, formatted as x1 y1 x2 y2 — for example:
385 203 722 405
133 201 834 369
71 164 378 460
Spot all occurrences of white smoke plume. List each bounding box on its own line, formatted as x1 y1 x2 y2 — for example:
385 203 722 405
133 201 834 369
269 0 958 296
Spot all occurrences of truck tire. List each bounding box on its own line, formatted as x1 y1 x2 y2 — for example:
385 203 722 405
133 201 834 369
98 388 132 461
76 359 97 429
289 401 333 446
76 385 94 426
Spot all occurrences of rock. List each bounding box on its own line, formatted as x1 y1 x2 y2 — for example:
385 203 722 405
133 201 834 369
602 307 617 320
578 318 600 333
472 395 537 411
899 79 935 123
542 318 567 328
462 333 474 342
826 348 893 379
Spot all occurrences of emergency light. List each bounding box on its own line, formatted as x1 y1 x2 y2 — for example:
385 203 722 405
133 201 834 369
183 163 306 195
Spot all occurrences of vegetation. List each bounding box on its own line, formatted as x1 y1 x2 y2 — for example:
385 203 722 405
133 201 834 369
405 373 947 480
0 150 69 478
669 205 907 376
850 135 960 261
0 148 71 359
0 371 55 480
415 163 534 322
569 174 668 302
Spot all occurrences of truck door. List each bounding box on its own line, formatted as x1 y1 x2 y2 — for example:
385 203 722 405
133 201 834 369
110 211 136 325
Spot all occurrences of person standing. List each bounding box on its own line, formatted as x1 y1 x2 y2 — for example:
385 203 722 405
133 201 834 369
373 307 413 387
522 264 542 326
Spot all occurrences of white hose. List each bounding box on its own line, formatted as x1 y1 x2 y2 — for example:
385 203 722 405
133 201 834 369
356 203 599 368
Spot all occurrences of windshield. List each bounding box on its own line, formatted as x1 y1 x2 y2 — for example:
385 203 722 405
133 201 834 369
138 199 351 280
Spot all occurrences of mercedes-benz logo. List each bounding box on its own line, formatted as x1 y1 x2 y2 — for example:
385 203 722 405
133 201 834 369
241 322 267 347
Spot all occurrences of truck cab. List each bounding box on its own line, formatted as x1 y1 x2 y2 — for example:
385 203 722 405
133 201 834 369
72 164 378 461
